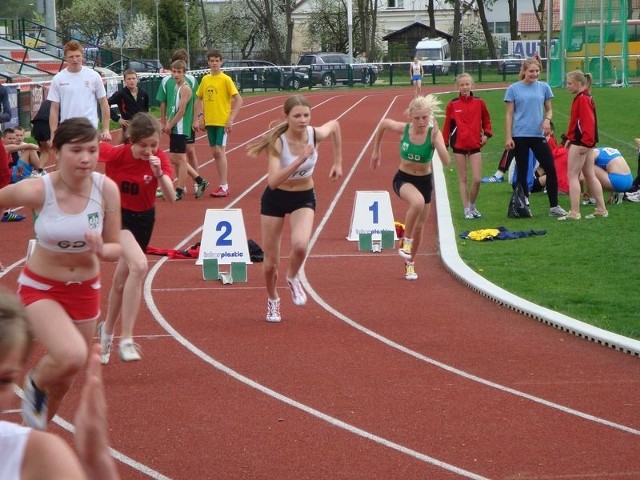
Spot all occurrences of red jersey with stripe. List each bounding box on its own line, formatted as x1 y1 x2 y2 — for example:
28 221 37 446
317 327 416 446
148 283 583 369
99 143 173 211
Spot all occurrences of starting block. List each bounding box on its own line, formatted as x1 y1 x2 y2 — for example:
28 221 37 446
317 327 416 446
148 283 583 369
202 258 247 284
358 230 395 252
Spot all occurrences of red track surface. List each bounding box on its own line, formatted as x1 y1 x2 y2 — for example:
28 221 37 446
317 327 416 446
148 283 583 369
1 88 639 479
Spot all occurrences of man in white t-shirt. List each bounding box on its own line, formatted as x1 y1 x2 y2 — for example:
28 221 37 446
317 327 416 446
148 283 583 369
48 40 112 142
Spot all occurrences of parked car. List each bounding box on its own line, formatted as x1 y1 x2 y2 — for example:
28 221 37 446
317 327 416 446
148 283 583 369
93 66 120 97
221 60 309 90
107 59 166 74
497 53 523 74
295 52 378 87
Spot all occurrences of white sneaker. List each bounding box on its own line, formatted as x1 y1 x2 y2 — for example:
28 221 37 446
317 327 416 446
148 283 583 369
287 276 307 306
405 262 418 280
119 340 142 362
548 205 568 217
625 191 640 203
266 298 281 323
96 321 113 365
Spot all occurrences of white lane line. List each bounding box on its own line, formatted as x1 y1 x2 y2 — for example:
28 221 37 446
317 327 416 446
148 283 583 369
299 94 640 437
145 94 489 478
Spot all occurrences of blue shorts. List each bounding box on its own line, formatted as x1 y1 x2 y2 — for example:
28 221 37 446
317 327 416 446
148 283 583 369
609 172 633 192
412 74 422 82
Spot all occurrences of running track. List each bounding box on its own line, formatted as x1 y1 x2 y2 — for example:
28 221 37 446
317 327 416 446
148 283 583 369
1 88 639 479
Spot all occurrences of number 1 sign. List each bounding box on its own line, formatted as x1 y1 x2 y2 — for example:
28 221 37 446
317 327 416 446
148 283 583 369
196 209 252 266
346 191 397 241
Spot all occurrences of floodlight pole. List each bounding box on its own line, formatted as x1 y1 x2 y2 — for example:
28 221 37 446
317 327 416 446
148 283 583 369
546 0 552 81
185 1 190 69
347 0 353 60
154 0 160 67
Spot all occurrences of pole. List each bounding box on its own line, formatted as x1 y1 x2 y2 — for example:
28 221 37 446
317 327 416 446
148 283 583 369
185 1 190 69
347 0 353 60
154 0 160 68
546 0 552 82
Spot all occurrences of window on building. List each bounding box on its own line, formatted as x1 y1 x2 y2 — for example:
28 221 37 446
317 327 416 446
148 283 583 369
387 0 404 8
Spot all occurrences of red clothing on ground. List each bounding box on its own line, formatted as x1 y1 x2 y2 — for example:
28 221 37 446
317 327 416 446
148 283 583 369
548 136 569 194
566 89 598 148
99 142 173 211
442 92 492 151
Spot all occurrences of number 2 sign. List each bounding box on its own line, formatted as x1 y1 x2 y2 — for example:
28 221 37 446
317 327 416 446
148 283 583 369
196 209 252 266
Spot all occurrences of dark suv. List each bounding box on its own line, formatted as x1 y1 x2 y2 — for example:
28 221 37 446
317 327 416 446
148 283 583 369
497 53 523 74
296 52 378 87
107 59 165 74
221 60 308 90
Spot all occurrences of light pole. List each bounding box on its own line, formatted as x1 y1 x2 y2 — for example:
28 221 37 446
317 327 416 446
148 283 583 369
154 0 160 68
184 1 190 69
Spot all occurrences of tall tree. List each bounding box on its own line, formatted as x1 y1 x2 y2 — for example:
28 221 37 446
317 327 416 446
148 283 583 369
428 0 437 37
508 0 518 39
244 0 287 64
476 0 497 59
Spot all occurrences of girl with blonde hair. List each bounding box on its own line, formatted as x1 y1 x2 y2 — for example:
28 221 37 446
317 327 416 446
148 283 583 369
370 95 451 280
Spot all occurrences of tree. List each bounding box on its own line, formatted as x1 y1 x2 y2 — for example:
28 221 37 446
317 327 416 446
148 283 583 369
57 0 121 45
0 0 38 20
476 0 497 59
508 0 518 39
207 0 264 59
244 0 289 64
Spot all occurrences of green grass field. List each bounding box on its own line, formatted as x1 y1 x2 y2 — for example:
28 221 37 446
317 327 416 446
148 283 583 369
439 86 640 340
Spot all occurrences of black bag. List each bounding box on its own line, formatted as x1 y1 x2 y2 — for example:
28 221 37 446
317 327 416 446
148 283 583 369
507 184 533 218
248 239 264 262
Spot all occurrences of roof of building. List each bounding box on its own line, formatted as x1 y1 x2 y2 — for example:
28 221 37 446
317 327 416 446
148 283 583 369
519 10 561 32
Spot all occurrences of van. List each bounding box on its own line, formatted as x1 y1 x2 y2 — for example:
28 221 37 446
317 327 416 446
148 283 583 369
415 37 451 75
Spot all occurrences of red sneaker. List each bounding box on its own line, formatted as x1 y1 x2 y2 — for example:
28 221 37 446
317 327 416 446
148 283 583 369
209 186 229 198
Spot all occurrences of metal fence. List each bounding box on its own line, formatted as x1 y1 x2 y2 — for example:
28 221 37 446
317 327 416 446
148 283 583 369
2 58 639 132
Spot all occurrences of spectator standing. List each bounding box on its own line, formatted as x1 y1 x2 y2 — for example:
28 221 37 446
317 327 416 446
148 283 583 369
442 73 492 219
504 56 567 217
195 49 243 198
48 40 112 142
559 70 607 220
108 69 149 141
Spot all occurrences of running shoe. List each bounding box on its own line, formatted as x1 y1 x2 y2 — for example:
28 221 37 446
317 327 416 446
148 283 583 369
471 207 482 218
175 188 184 201
625 191 640 203
548 205 568 217
398 238 412 260
21 372 48 430
119 340 142 362
405 262 418 280
581 197 596 206
194 179 209 199
266 298 281 323
287 276 307 306
464 209 474 220
156 188 164 198
209 186 229 198
2 210 26 222
29 170 43 178
481 175 503 183
97 321 113 365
